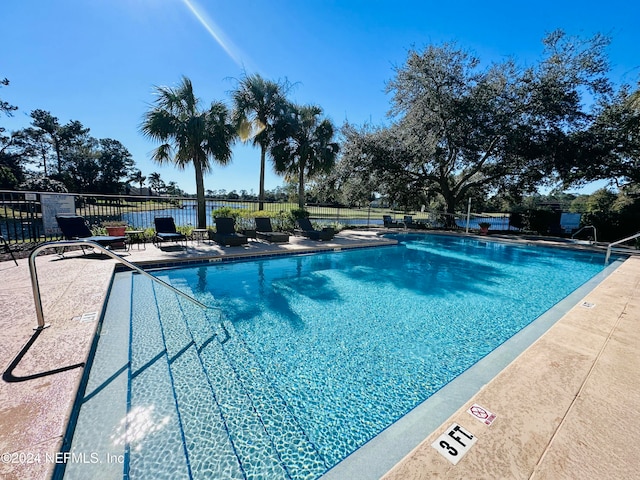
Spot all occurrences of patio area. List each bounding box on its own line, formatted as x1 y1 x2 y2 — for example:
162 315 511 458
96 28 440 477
0 229 638 480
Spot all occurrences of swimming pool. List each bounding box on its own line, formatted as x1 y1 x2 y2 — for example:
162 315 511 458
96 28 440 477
60 234 616 479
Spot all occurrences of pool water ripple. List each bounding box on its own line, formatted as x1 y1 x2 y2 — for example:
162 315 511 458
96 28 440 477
63 234 609 479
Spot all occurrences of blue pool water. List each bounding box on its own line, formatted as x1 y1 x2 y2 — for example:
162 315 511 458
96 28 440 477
61 234 612 480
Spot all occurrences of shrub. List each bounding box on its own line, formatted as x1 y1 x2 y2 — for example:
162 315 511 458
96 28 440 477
290 208 310 219
211 206 240 219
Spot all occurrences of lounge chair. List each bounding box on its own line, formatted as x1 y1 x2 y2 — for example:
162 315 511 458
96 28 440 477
295 218 335 241
1 235 18 266
403 215 425 230
383 215 402 228
56 215 127 252
153 217 187 248
211 217 248 246
255 217 289 243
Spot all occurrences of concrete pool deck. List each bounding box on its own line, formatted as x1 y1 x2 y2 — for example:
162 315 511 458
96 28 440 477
0 230 638 479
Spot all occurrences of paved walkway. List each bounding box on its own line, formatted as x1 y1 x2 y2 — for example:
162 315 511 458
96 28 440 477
0 231 638 479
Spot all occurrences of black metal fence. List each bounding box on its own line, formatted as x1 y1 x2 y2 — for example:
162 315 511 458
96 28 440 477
0 190 514 244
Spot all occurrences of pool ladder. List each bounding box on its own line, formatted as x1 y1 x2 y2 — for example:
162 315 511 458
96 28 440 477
605 232 640 264
571 225 598 244
29 240 211 331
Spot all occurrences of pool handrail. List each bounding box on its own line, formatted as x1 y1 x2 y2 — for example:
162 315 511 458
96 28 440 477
605 232 640 264
571 225 597 244
29 240 212 330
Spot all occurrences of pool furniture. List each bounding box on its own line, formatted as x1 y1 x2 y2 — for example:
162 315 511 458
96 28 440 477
255 217 289 243
0 235 18 266
124 230 146 250
404 215 425 229
383 215 403 228
191 228 209 245
56 215 127 252
295 218 335 241
153 217 187 248
211 217 248 246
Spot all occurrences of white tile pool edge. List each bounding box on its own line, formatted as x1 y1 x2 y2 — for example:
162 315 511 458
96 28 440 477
320 257 624 480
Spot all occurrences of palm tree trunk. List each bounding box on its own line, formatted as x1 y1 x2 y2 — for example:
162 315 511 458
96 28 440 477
194 160 207 229
259 146 266 210
298 166 305 209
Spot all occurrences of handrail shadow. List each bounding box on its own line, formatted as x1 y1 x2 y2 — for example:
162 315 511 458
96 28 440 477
2 329 84 383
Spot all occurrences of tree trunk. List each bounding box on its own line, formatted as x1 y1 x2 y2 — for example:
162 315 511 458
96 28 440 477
298 166 305 210
54 138 62 174
258 146 266 210
440 182 458 228
194 160 207 229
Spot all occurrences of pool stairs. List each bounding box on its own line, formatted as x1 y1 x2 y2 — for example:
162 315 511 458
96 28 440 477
63 273 329 480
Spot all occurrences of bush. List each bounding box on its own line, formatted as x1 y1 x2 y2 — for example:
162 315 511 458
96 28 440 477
211 207 258 230
211 206 240 219
290 208 310 219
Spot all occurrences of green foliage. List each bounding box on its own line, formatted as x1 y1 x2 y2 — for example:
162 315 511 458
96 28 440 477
274 208 309 232
231 73 291 207
253 210 275 218
0 165 18 189
576 188 640 241
211 206 256 230
7 110 134 194
252 210 290 231
564 85 640 188
141 76 236 228
290 208 309 219
270 102 339 209
176 225 193 236
0 77 18 118
211 206 241 219
19 175 68 192
342 31 615 214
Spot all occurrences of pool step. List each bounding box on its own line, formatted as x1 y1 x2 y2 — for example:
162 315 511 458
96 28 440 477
128 276 192 480
151 277 245 480
153 276 289 480
216 317 328 479
164 277 328 480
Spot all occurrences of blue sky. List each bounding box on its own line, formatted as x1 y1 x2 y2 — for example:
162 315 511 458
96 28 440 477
2 0 639 195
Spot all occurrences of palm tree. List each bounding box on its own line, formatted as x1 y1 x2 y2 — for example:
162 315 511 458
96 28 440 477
141 77 236 228
129 169 146 193
231 73 289 210
148 172 165 195
270 103 339 209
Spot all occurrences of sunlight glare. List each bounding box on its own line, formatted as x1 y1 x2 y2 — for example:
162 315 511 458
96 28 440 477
182 0 244 67
111 405 172 452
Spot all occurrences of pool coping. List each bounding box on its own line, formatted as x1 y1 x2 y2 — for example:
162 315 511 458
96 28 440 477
1 229 639 480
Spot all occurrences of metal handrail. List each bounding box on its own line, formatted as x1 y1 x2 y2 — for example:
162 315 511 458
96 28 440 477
605 232 640 264
572 225 597 244
29 240 211 330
